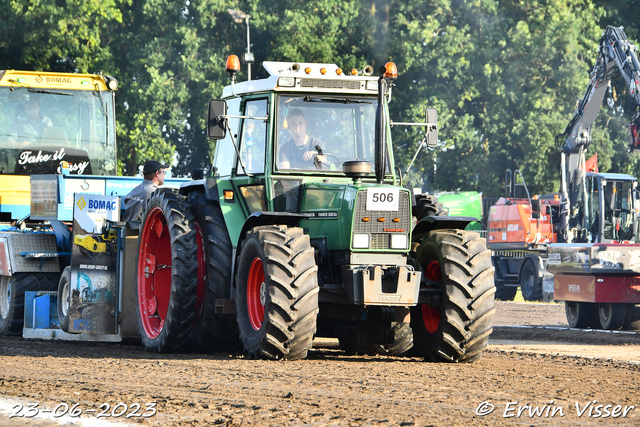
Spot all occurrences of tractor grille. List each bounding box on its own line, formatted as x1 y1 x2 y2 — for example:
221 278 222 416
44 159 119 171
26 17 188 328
353 190 411 250
300 79 362 90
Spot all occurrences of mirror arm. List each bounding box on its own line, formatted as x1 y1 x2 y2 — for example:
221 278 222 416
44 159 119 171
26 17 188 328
225 119 252 177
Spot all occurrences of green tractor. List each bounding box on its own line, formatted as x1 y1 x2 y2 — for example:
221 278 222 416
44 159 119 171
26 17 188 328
135 58 495 362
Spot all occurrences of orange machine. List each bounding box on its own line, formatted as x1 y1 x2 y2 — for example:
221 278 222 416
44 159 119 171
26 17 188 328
489 195 559 247
488 170 561 301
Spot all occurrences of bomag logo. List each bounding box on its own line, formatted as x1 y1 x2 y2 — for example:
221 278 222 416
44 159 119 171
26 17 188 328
77 196 86 211
88 199 118 210
507 224 519 232
45 76 72 84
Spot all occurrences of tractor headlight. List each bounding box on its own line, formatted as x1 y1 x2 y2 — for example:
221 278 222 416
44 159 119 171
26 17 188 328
353 234 370 249
390 234 408 249
278 77 296 87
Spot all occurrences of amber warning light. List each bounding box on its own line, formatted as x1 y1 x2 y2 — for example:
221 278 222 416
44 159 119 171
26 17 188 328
384 62 398 79
226 55 240 73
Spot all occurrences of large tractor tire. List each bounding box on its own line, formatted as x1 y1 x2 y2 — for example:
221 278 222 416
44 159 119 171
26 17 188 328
565 301 598 328
598 303 626 330
0 272 60 335
136 188 199 353
410 229 495 362
235 225 319 360
520 258 542 301
57 267 71 332
188 192 241 353
413 194 446 221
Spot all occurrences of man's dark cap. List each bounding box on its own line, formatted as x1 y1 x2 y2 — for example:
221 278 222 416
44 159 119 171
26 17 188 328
143 160 169 175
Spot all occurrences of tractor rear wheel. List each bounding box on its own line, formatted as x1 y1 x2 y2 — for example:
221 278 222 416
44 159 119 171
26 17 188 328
413 194 446 220
57 267 71 332
565 301 597 328
0 272 60 335
136 188 199 353
235 225 319 360
411 229 495 362
598 303 626 330
188 192 241 353
520 259 542 301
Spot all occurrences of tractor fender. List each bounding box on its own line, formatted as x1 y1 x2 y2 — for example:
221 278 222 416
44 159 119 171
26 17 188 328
178 177 218 202
237 212 307 251
412 216 478 240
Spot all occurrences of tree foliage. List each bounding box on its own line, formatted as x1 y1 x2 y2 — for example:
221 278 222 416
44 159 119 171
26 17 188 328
1 0 638 195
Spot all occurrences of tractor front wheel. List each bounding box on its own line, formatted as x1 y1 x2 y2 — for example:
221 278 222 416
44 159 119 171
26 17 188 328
410 229 495 362
136 189 199 353
235 225 319 360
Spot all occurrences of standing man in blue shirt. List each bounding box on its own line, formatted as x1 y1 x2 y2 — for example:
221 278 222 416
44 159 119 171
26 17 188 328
123 160 168 230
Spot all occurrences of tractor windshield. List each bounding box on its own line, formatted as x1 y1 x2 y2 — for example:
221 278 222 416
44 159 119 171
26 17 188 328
275 95 377 173
0 87 117 175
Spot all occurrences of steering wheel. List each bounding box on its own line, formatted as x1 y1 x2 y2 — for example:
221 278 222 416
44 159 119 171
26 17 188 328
313 151 341 169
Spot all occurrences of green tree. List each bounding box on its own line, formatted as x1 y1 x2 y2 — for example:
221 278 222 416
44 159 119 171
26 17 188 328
594 0 639 42
1 0 637 190
109 0 239 176
0 0 123 72
246 0 373 71
387 0 610 197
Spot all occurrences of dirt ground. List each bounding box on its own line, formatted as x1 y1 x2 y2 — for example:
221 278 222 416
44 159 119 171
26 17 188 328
1 302 640 426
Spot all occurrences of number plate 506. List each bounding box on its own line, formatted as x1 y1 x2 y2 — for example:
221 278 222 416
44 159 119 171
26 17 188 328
366 188 399 211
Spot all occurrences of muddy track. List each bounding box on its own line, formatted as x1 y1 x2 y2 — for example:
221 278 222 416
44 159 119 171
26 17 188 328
0 302 639 426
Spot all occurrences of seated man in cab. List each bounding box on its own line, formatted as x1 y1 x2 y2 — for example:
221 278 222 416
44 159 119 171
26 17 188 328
277 108 326 170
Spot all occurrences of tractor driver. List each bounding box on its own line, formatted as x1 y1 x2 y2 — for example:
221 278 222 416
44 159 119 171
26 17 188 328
277 108 326 170
123 160 168 230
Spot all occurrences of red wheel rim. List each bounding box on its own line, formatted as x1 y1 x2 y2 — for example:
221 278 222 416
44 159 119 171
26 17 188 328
137 207 172 339
247 257 265 331
421 260 441 333
425 260 442 282
194 222 205 317
421 304 440 333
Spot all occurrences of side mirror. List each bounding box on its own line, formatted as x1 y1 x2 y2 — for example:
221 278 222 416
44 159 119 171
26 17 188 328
207 99 227 140
425 107 438 148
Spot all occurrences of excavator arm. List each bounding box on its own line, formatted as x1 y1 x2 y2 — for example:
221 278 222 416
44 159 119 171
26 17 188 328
557 26 640 155
555 26 640 243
